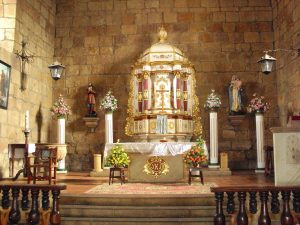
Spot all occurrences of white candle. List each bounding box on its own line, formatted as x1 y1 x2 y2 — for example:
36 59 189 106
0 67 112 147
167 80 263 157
25 110 29 130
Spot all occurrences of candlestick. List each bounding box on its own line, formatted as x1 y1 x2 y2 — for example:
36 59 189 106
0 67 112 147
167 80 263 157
25 110 29 131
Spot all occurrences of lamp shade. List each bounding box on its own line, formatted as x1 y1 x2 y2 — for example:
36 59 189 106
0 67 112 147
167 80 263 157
48 61 65 80
257 53 277 74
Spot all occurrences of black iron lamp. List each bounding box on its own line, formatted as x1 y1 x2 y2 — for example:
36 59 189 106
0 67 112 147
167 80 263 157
48 61 65 80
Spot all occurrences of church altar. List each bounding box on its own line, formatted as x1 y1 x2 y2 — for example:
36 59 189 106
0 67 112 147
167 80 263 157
104 142 208 182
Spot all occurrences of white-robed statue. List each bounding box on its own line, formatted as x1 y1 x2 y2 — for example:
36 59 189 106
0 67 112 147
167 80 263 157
228 75 243 115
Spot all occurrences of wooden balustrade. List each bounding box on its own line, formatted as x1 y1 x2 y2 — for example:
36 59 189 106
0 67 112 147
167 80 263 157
211 186 300 225
0 183 66 225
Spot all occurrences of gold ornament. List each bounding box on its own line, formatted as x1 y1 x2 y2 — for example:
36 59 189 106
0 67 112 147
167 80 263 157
144 156 169 178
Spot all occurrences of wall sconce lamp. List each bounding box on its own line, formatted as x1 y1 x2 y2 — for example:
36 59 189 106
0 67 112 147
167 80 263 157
257 48 300 74
15 41 34 90
48 61 65 80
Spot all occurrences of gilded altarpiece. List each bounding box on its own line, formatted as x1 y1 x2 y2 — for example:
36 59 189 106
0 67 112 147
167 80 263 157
126 27 202 142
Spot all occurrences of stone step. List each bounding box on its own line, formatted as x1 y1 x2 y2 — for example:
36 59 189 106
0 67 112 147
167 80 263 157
60 205 216 218
60 195 215 206
61 216 215 225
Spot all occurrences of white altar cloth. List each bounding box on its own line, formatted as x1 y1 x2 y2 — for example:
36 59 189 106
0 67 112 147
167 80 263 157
104 142 208 159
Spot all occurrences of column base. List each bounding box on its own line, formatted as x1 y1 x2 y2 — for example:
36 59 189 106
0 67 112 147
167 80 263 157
255 168 265 173
57 169 68 174
208 164 220 169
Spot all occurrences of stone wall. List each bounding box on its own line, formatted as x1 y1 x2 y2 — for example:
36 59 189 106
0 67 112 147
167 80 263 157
272 0 300 126
0 0 56 178
55 0 279 171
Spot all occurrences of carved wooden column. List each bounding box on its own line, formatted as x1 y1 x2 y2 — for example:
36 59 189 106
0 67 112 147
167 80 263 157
28 188 40 225
214 192 225 225
249 192 257 214
50 189 61 225
9 187 21 225
21 187 29 210
281 191 293 225
226 192 235 214
237 192 248 225
258 191 271 225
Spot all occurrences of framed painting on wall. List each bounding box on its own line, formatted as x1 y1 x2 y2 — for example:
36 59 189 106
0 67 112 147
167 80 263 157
0 60 11 109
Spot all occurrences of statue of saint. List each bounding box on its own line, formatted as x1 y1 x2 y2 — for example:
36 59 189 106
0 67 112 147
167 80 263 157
87 83 97 117
228 75 243 115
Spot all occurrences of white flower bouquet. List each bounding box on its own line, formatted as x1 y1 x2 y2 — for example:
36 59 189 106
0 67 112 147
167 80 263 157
204 89 221 110
248 93 270 113
50 94 71 119
100 90 118 113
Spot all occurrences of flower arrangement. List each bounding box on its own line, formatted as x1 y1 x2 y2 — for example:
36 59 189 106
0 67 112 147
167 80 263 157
183 136 208 168
100 90 118 113
105 142 130 168
248 93 270 113
204 89 221 110
50 94 71 119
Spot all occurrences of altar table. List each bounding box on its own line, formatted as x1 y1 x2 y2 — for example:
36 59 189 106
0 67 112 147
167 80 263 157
104 142 208 182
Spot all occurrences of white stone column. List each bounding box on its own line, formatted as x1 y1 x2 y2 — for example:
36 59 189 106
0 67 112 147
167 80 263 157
105 112 113 143
57 118 66 171
255 113 265 171
209 111 220 168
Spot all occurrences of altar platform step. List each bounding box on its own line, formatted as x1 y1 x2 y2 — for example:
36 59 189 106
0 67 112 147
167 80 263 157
61 216 216 225
60 195 215 206
60 195 221 225
61 205 216 218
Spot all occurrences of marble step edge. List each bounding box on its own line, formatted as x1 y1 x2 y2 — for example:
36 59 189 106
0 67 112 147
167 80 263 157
60 205 215 210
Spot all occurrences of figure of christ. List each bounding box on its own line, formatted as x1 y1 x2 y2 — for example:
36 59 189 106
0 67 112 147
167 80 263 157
156 85 169 113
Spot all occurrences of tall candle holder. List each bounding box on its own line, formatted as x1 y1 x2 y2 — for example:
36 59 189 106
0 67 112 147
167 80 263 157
12 129 31 180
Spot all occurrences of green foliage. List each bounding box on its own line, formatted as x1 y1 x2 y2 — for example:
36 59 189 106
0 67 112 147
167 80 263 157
105 143 130 168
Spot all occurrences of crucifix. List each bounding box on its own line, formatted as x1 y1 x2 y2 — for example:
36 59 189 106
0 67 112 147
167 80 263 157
156 85 169 113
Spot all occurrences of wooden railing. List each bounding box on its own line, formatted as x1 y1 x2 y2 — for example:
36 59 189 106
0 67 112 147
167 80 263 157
0 183 66 225
211 186 300 225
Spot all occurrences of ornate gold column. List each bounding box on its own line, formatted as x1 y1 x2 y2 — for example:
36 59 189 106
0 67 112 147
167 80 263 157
136 74 143 113
142 72 150 112
182 74 188 112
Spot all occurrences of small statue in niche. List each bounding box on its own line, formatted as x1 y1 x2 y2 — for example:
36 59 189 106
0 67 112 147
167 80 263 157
228 75 244 115
86 83 97 117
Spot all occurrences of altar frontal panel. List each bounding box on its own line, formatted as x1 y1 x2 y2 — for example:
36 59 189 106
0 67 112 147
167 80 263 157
128 153 184 182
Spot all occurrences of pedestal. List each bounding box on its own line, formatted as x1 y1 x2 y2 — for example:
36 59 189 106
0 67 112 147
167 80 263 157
105 113 113 143
90 154 103 176
209 111 220 168
57 118 67 172
255 113 265 171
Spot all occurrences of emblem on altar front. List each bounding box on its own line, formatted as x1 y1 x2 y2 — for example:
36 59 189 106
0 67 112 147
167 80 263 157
144 156 169 178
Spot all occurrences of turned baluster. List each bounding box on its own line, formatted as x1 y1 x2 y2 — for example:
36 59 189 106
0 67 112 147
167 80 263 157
271 191 280 214
258 191 271 225
21 187 30 210
226 192 235 214
2 187 10 209
292 191 300 213
28 188 40 225
50 189 61 225
249 192 257 214
42 189 50 210
237 192 248 225
214 192 226 225
9 187 21 225
281 191 293 225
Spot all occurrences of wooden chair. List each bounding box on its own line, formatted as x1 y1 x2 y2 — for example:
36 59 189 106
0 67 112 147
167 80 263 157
27 146 58 184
